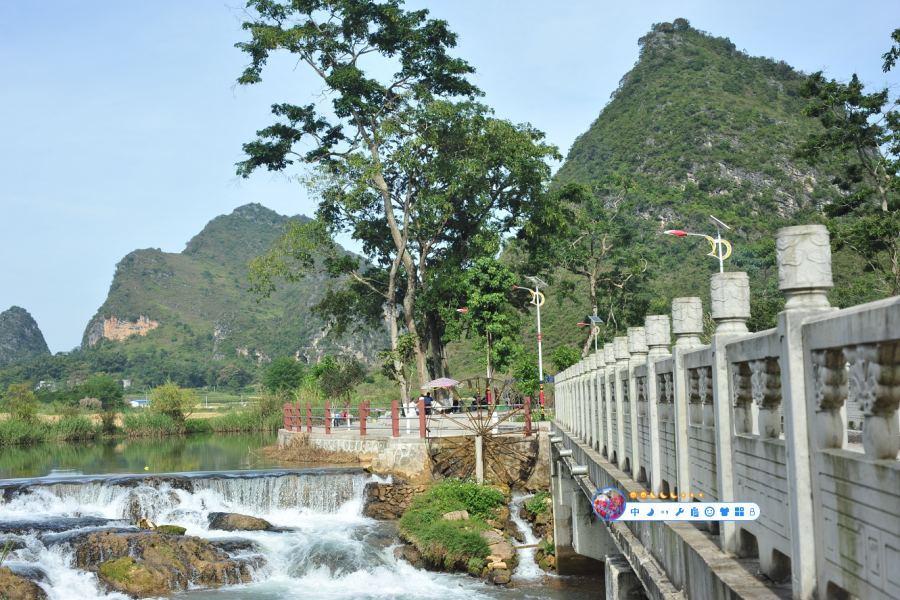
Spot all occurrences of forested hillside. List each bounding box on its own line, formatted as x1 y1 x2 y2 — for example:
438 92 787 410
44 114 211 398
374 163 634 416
0 205 386 392
0 307 50 364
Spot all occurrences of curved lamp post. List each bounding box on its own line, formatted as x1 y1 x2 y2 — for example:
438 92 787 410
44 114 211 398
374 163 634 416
664 215 733 273
514 276 548 421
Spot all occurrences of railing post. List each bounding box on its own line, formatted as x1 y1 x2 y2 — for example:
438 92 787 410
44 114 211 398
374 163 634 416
644 315 672 496
359 402 366 436
306 402 312 433
604 343 615 459
283 403 292 431
324 402 331 434
709 271 751 553
671 298 703 502
525 396 532 436
775 224 834 598
418 398 426 438
293 403 302 433
391 400 399 437
613 336 631 471
628 327 648 481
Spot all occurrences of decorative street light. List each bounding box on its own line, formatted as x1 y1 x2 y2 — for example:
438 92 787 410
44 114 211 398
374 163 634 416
664 215 733 273
514 276 548 421
578 315 604 354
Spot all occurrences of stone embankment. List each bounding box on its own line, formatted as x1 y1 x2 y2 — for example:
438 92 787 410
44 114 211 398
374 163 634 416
363 483 427 520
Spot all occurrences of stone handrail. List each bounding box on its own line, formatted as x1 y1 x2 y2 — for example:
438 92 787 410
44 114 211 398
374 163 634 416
553 225 899 600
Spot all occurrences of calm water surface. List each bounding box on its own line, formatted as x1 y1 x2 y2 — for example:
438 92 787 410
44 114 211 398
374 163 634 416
0 432 282 479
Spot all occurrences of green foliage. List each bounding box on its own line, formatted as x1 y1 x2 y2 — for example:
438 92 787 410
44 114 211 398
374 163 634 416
3 383 38 423
318 355 367 405
796 47 900 294
525 490 551 515
149 382 196 421
398 479 504 569
263 356 306 391
511 353 547 399
462 258 522 373
550 345 581 371
77 374 124 412
155 525 186 535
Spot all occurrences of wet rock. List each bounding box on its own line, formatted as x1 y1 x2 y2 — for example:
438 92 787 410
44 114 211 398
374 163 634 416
505 522 525 543
534 512 550 526
75 530 260 594
493 505 510 521
488 561 507 570
211 540 260 555
488 541 515 563
364 502 402 521
393 545 424 569
207 513 272 532
486 568 511 585
155 525 186 536
0 566 48 600
99 556 185 598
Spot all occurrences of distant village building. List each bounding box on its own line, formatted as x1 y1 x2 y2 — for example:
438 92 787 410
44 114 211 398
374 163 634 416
129 399 149 408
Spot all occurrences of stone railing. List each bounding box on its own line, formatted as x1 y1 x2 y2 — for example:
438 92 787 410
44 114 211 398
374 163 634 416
553 225 900 600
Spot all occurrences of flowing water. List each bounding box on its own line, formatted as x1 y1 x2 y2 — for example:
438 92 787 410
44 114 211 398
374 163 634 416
0 467 602 599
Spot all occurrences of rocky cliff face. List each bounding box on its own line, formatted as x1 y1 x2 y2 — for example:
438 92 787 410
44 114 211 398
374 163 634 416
0 306 50 363
86 316 160 346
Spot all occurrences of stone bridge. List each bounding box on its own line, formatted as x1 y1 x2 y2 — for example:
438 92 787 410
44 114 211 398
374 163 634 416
550 225 899 600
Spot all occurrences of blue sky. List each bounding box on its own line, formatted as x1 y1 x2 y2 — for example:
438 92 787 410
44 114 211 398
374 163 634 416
0 1 895 352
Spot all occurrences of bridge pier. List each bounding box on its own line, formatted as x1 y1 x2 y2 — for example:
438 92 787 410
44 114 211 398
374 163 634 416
605 554 648 600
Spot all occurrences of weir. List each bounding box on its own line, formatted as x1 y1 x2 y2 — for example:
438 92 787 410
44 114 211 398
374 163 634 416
550 225 900 600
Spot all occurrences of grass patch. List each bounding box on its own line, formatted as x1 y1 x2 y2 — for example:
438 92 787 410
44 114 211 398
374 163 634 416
398 479 506 571
262 433 359 464
155 525 186 535
524 490 551 515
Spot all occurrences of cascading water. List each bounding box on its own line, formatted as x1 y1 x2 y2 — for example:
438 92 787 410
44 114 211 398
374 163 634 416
508 493 550 581
0 470 595 599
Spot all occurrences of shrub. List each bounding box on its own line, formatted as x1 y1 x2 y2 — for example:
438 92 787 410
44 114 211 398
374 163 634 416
79 397 102 410
149 382 196 421
54 416 98 441
99 411 118 435
0 419 48 445
122 411 185 437
3 384 39 424
263 357 306 391
525 490 551 515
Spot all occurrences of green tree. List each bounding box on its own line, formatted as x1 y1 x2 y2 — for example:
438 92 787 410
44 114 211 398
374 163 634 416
237 1 557 406
550 345 581 372
460 258 522 377
511 353 547 400
3 384 39 424
796 35 900 295
319 355 367 406
263 356 306 391
378 333 419 400
519 175 652 352
77 374 124 412
149 381 196 421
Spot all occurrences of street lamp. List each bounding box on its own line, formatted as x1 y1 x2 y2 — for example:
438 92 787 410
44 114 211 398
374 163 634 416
578 315 604 353
514 275 548 420
664 215 733 273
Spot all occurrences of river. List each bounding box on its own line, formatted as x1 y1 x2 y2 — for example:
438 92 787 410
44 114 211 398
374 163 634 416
0 434 601 599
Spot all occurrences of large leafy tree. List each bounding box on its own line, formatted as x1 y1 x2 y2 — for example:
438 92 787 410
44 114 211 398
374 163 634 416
796 30 900 295
518 175 652 355
238 2 557 404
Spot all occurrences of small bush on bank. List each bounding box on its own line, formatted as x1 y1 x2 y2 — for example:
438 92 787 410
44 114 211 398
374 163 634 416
398 479 505 570
122 412 186 437
525 489 551 515
54 416 99 442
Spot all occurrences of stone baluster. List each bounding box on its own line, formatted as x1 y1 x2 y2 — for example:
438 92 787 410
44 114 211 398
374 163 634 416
645 315 672 495
588 354 599 449
613 336 631 470
671 297 703 501
708 271 751 552
628 327 648 481
776 225 835 599
603 343 616 459
594 350 607 453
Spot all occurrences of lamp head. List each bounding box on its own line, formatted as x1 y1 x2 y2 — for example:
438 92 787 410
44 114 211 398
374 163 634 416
664 230 688 237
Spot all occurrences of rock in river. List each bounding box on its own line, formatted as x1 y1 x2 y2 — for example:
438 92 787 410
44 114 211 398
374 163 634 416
0 566 47 600
207 512 273 532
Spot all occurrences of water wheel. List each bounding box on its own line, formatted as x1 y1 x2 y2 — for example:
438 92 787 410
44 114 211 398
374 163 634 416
425 377 539 487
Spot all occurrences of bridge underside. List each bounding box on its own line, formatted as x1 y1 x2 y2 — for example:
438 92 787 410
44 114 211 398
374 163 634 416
550 423 791 600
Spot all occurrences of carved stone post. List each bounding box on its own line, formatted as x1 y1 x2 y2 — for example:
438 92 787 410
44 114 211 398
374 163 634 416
604 343 616 459
586 354 597 447
708 271 751 552
645 315 672 495
628 327 648 481
614 336 630 470
776 224 834 599
672 297 703 501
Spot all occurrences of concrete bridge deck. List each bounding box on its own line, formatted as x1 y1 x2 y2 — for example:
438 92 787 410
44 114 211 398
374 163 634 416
551 226 900 600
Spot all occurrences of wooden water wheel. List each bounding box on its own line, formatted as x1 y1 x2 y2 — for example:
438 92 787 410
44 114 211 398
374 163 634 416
425 377 539 487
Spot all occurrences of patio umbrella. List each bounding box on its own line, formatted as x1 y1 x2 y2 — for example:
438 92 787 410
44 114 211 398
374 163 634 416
423 377 459 389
